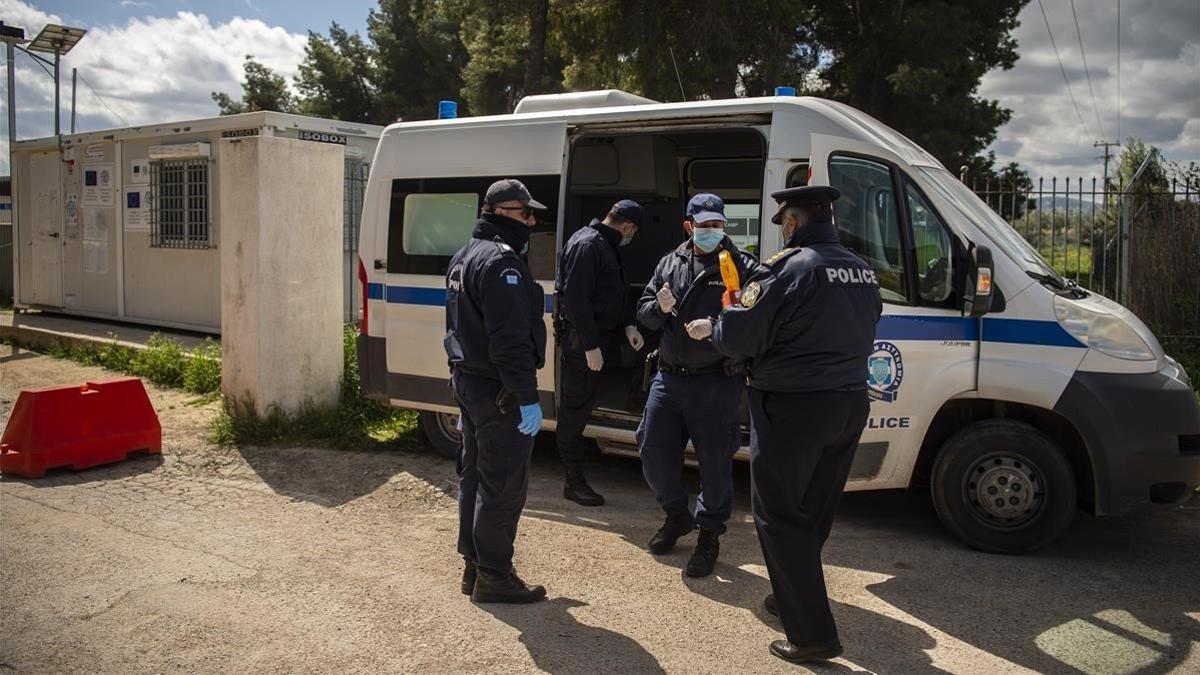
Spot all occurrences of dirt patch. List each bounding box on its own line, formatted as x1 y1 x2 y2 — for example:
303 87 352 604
3 345 1199 673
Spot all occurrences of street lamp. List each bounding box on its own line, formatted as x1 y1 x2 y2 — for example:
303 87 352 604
26 24 87 137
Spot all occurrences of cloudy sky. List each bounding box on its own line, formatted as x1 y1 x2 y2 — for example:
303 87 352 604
2 0 1197 179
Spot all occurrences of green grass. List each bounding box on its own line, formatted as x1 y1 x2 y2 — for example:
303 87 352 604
209 326 419 450
44 334 223 395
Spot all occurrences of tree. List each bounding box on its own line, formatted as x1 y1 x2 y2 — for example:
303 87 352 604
808 0 1027 172
1113 139 1170 193
369 0 468 122
211 56 297 115
294 24 378 123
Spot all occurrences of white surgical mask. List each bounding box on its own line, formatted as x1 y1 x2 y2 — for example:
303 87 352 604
693 227 724 253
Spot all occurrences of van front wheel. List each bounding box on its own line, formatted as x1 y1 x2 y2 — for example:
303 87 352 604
931 420 1076 554
419 411 462 459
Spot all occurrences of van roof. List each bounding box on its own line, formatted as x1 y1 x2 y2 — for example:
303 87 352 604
380 95 944 170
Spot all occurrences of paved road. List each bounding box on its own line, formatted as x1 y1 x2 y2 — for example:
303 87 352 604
2 347 1198 673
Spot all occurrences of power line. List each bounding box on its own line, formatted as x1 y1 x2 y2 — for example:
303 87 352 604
1069 0 1105 139
1036 0 1093 140
77 72 129 127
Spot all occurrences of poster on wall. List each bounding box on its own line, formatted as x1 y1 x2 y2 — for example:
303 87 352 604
124 188 152 232
130 159 151 185
83 208 109 242
65 193 80 234
82 163 115 207
83 240 109 275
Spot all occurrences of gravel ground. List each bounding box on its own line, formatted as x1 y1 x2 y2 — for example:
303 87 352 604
2 343 1198 673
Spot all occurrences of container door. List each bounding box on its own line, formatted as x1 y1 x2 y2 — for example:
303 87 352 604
29 151 63 306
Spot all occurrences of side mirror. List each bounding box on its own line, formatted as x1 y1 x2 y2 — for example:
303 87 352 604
963 243 994 317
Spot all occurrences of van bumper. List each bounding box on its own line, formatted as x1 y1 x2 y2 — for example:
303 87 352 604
1054 358 1200 515
357 334 390 403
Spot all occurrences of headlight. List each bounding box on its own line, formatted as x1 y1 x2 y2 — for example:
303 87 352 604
1053 296 1157 361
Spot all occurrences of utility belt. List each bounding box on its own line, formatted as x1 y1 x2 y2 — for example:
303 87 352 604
452 362 501 381
643 349 743 391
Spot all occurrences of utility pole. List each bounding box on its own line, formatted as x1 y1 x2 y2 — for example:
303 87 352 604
1094 140 1120 190
70 67 77 133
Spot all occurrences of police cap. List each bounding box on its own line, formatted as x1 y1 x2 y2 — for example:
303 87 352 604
610 199 646 228
485 178 548 210
769 185 841 224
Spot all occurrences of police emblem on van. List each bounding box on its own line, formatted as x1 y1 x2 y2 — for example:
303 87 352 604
867 341 903 403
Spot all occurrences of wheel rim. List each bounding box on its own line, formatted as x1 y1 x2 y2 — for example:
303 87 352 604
961 451 1046 529
436 412 462 443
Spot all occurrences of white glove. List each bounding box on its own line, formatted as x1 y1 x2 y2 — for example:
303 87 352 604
685 318 714 340
585 347 604 371
656 283 677 314
625 325 645 351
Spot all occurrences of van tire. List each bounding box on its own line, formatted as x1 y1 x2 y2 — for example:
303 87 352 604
419 411 461 460
931 420 1076 554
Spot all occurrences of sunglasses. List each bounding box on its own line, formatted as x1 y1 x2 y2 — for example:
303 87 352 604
497 204 534 218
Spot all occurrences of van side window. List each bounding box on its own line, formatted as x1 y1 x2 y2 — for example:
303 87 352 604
904 181 957 306
386 175 559 276
828 156 908 303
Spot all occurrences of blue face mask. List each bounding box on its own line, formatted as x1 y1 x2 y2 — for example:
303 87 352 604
692 227 724 253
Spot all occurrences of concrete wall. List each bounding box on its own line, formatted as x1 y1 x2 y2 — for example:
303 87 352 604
219 136 344 414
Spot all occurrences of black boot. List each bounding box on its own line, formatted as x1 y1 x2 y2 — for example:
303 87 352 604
470 568 547 604
461 559 477 595
685 529 720 577
769 640 843 663
647 512 695 554
563 461 605 506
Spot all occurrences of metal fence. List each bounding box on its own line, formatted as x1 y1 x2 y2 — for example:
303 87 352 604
969 174 1200 340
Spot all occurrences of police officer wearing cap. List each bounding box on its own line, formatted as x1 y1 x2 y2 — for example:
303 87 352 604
635 193 762 577
553 199 646 506
686 185 881 663
445 178 550 604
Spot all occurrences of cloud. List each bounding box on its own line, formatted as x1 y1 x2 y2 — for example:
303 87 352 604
980 0 1200 179
121 1 150 7
0 0 307 173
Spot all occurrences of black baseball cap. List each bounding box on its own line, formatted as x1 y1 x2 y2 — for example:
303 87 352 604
484 178 548 210
769 185 841 224
609 199 646 228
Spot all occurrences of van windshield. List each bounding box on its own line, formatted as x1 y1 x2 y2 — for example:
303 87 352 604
917 166 1064 283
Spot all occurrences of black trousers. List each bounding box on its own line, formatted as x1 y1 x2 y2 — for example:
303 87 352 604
555 331 613 463
453 371 534 574
748 388 870 648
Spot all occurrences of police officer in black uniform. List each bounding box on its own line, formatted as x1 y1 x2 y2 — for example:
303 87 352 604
445 179 549 604
687 185 881 663
635 193 762 577
554 199 646 506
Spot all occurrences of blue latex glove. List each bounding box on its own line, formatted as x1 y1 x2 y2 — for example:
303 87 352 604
517 403 543 436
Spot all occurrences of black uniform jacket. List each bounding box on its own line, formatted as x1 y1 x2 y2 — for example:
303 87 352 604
444 212 547 405
637 236 763 370
712 220 882 393
554 219 628 351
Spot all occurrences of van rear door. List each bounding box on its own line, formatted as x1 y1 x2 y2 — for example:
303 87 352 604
373 120 567 410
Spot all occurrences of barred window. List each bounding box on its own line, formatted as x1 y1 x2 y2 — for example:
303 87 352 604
150 159 211 248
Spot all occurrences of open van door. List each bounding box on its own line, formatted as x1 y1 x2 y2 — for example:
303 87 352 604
370 120 567 415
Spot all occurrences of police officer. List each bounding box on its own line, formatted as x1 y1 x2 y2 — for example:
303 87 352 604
554 199 646 506
444 179 549 604
635 193 761 578
686 185 881 663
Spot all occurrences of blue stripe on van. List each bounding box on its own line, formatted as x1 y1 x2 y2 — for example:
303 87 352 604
370 284 1084 348
876 315 979 341
982 317 1083 348
367 283 554 312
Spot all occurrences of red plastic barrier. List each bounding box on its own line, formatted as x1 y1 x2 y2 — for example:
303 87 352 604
0 377 162 478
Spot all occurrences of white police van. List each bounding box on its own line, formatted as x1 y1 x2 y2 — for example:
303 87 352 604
356 90 1200 553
